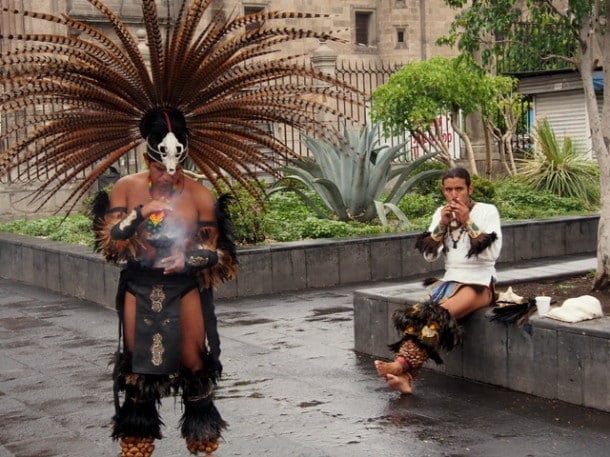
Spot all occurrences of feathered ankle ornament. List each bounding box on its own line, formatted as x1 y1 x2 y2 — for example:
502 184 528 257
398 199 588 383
111 352 170 456
177 366 227 455
389 300 463 379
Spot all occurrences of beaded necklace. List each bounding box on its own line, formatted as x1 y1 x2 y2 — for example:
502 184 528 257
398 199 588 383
447 199 475 249
448 226 467 249
145 176 178 234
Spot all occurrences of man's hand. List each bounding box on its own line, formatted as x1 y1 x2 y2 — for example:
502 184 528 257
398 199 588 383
441 198 470 226
449 198 470 225
440 204 453 226
160 252 186 275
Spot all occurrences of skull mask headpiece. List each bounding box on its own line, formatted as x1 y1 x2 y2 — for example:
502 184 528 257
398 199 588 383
140 108 189 174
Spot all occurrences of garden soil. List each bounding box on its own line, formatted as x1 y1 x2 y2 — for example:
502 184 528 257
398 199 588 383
503 273 610 315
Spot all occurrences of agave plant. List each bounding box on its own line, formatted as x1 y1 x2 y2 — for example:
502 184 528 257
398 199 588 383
518 118 600 206
269 124 443 224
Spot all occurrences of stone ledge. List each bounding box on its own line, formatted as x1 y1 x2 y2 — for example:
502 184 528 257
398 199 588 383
353 284 610 413
0 215 599 304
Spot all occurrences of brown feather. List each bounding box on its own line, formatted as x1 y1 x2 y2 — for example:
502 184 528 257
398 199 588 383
95 211 142 263
467 232 498 258
0 1 362 213
415 231 444 256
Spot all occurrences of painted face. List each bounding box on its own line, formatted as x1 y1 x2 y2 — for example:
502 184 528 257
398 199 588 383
146 131 187 175
140 108 189 175
148 160 182 187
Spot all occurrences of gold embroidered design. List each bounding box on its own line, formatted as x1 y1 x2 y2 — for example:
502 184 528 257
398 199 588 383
187 254 209 266
151 333 164 367
430 223 447 242
150 285 165 312
465 220 482 238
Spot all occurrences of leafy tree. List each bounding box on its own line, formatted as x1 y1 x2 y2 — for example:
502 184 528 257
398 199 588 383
439 0 610 290
370 56 518 176
269 124 443 225
440 1 577 73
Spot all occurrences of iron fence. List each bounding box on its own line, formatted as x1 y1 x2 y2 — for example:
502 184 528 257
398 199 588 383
1 58 406 184
1 56 534 186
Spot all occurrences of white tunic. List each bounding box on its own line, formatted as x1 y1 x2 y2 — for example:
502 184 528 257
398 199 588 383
424 202 502 286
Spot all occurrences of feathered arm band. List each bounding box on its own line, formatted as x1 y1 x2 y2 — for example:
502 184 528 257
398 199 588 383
110 205 144 240
197 194 238 289
415 231 443 257
91 191 140 263
465 220 498 258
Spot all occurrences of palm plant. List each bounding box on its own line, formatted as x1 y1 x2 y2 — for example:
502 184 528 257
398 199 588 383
518 118 600 206
269 124 443 225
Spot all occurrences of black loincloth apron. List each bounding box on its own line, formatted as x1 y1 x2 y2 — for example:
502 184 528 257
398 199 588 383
117 264 198 374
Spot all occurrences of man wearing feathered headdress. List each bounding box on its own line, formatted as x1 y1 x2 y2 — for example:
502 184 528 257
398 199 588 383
93 106 237 456
0 1 360 455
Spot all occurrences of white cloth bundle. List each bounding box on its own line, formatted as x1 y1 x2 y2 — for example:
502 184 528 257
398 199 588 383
545 295 604 323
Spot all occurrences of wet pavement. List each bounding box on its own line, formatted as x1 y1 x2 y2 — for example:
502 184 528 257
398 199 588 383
1 277 609 457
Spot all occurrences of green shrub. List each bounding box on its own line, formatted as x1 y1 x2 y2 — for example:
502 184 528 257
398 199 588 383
493 178 590 220
228 202 269 245
0 173 598 246
517 118 600 207
264 190 396 241
276 216 386 241
0 215 94 246
471 174 495 203
398 193 441 220
214 181 270 245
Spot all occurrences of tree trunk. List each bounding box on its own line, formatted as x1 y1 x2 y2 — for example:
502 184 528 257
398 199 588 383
504 133 517 175
484 120 511 175
502 100 519 175
578 6 610 290
483 120 492 178
450 117 478 175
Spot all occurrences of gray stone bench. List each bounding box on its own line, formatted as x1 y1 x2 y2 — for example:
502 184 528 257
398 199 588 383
353 283 610 413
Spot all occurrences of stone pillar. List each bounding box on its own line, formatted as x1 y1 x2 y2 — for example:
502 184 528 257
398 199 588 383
310 40 339 129
137 28 150 62
311 39 338 78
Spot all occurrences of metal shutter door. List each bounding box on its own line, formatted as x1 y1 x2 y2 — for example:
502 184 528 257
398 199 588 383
534 89 592 155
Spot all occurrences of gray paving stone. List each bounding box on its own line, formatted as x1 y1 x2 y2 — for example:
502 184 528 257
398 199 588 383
1 278 609 457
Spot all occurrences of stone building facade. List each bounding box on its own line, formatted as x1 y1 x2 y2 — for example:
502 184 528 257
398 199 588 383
16 0 457 63
0 0 459 220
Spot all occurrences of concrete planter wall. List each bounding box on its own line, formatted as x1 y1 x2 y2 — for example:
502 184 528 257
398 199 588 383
0 215 599 307
353 282 610 413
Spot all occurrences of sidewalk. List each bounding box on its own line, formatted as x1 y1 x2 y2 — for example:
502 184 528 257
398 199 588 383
0 255 609 457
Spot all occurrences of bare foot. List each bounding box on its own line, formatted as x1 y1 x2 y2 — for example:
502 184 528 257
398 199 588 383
374 359 403 377
385 373 413 394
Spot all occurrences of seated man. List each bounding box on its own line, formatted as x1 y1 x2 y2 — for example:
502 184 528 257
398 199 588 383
375 167 502 394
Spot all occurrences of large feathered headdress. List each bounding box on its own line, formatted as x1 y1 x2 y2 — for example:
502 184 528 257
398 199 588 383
0 0 360 212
